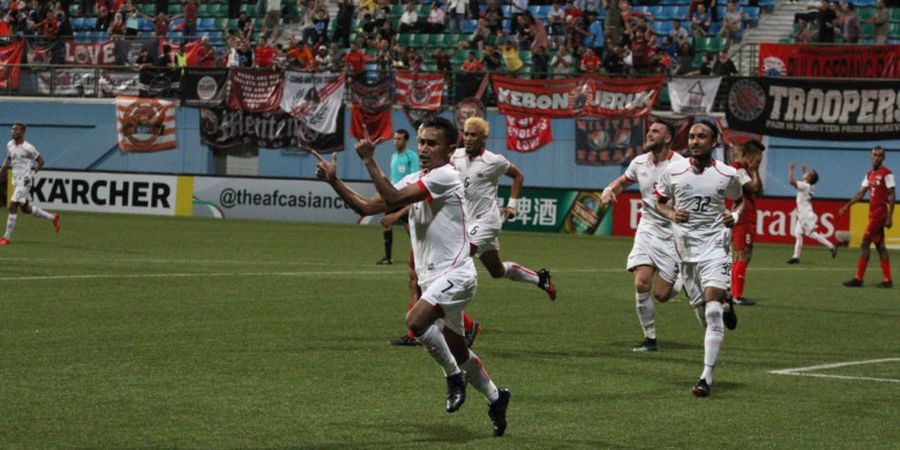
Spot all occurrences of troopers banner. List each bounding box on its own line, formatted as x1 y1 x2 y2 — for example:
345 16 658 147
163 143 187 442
725 77 900 141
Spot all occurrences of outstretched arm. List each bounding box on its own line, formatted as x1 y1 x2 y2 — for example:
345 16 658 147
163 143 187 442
312 151 390 216
601 175 635 204
787 161 797 188
355 128 428 209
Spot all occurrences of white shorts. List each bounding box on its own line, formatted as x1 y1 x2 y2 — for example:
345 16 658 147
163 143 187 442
795 213 818 236
626 227 678 284
11 177 32 204
680 256 732 307
468 222 500 257
419 263 478 336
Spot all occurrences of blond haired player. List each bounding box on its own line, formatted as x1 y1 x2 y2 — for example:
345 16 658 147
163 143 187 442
1 123 60 245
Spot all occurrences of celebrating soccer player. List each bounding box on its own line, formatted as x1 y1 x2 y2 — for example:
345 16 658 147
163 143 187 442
1 123 60 245
786 161 838 264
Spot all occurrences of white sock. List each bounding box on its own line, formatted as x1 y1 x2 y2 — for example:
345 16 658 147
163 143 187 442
635 291 656 339
460 350 499 403
31 207 54 220
809 231 834 249
416 324 461 377
701 301 725 385
4 213 17 239
793 234 803 259
502 262 540 284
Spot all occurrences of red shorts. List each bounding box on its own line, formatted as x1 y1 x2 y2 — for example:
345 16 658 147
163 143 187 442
732 222 755 252
863 215 886 245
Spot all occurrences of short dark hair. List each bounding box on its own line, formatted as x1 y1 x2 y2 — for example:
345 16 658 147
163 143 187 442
744 139 765 153
421 117 458 146
395 129 409 140
652 120 675 138
12 122 26 131
809 170 819 185
692 119 718 141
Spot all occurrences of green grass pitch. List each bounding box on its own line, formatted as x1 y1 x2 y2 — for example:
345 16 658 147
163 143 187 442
1 212 898 448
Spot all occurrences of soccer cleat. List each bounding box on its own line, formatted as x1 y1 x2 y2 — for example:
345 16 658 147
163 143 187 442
445 371 467 413
723 295 738 330
537 268 557 301
843 278 863 287
734 297 756 306
388 335 420 346
691 379 710 398
877 280 893 288
632 337 658 352
830 246 838 259
376 257 392 265
464 320 481 348
488 388 511 437
0 237 8 246
52 213 60 233
786 258 800 264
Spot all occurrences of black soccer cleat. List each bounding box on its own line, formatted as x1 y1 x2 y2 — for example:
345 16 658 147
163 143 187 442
691 379 710 398
488 388 511 437
537 268 557 301
786 257 800 264
843 278 863 287
445 371 467 413
388 335 420 346
632 337 658 352
877 280 893 288
734 297 756 306
830 246 838 259
464 320 482 348
376 257 393 265
723 295 738 330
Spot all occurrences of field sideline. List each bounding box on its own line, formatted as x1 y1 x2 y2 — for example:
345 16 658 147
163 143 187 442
1 212 898 448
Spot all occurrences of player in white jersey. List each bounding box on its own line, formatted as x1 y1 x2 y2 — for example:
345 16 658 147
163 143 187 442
451 117 557 300
786 161 837 264
655 121 741 398
600 121 685 353
312 118 511 437
0 123 60 245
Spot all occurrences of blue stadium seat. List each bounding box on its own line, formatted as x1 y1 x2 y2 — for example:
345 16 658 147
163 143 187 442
652 20 674 36
501 5 512 17
70 18 84 31
744 6 760 25
82 17 96 30
539 5 553 19
661 0 690 5
757 0 775 11
648 6 664 19
675 6 690 20
708 21 723 36
198 18 217 31
170 17 184 31
463 19 477 33
658 6 678 20
138 18 155 32
716 6 727 18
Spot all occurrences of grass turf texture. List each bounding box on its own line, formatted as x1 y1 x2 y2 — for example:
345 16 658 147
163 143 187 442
1 212 898 448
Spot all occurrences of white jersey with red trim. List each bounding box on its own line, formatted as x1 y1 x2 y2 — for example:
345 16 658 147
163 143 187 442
395 163 473 287
6 139 40 183
451 148 510 229
655 158 744 263
623 150 685 231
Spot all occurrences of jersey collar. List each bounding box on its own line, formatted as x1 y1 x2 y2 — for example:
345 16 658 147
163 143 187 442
466 148 485 161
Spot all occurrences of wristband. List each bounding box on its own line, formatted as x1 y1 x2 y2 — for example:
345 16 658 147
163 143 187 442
731 212 740 223
507 197 519 209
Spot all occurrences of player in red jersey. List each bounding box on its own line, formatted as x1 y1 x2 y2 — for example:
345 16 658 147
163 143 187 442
839 146 895 288
729 140 764 305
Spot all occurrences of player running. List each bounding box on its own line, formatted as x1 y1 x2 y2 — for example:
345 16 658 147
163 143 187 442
452 117 556 300
1 123 60 245
839 146 894 288
655 121 741 398
786 161 837 264
600 121 685 353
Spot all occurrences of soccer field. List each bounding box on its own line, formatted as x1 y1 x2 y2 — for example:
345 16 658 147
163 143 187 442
2 212 898 448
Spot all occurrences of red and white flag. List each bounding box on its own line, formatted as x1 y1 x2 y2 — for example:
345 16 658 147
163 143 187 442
395 71 443 111
506 114 552 153
115 96 177 152
0 40 25 89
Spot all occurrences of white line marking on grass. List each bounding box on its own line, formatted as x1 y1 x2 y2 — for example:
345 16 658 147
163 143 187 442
0 271 396 282
769 358 900 384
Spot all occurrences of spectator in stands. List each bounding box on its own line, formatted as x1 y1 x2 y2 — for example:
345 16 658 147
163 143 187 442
426 2 445 33
585 10 603 53
712 49 736 76
501 38 524 74
357 12 376 44
373 1 391 28
842 2 860 43
406 45 424 71
669 18 691 49
312 7 329 44
470 18 490 51
603 39 626 73
286 37 315 69
691 4 711 38
693 0 718 22
816 0 837 43
182 0 198 42
447 0 468 33
345 40 369 77
568 6 591 53
527 13 550 52
157 43 173 66
297 4 317 44
196 35 215 67
548 2 566 45
108 11 125 38
335 0 353 48
136 9 169 39
399 1 417 33
430 45 452 74
94 4 111 31
255 36 276 68
869 0 888 44
134 47 154 68
482 42 502 71
686 51 713 75
389 43 406 68
628 15 658 72
718 1 745 44
672 40 694 75
580 46 600 72
532 44 549 79
550 42 575 77
174 44 187 74
329 41 343 71
510 0 528 35
485 0 502 34
35 9 58 41
462 50 484 72
232 11 252 40
794 18 813 43
314 45 331 70
515 14 535 50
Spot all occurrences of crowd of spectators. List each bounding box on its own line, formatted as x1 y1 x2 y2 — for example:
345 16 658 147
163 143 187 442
794 0 888 44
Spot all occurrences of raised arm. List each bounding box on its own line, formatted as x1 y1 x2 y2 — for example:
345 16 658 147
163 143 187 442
356 129 427 208
312 151 390 216
787 161 797 188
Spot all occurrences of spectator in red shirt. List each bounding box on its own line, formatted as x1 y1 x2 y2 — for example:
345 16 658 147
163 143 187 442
461 50 484 72
580 47 600 72
344 41 369 77
196 35 216 67
182 0 198 42
255 36 275 68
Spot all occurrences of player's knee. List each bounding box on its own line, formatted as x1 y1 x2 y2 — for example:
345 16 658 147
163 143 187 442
653 289 671 303
634 278 651 293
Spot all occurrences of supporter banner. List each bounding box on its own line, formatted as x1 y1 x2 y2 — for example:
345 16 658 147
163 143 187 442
349 77 393 112
350 106 392 141
115 38 159 66
192 176 376 223
506 114 552 153
115 96 177 152
492 74 664 118
64 40 117 65
37 69 140 96
667 77 722 114
497 186 612 236
26 40 61 65
227 68 284 112
138 67 180 98
611 191 849 245
725 77 900 140
575 117 645 166
758 43 900 78
0 40 25 89
402 106 439 130
453 72 488 103
395 71 443 111
181 68 229 107
199 108 345 152
279 71 345 134
23 170 190 216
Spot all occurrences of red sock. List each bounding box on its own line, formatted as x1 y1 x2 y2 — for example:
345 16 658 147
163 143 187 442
856 258 868 281
880 259 892 282
463 311 474 332
732 260 746 298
